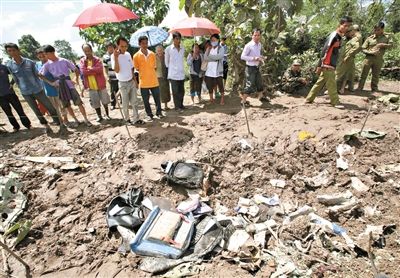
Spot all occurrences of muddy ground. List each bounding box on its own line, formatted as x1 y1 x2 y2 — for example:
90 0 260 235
0 81 399 278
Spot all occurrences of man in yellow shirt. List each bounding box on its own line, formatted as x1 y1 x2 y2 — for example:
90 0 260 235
133 36 163 121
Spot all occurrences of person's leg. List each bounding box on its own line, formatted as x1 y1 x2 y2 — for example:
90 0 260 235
217 77 225 105
140 88 153 118
190 75 196 104
205 76 215 103
48 96 65 127
241 66 255 103
70 89 89 123
347 61 356 91
195 76 202 102
99 88 111 118
255 68 264 100
370 58 383 91
89 89 102 121
119 82 130 121
305 72 326 103
23 93 49 125
34 91 60 125
178 80 185 109
151 87 162 116
8 94 31 128
358 58 371 90
110 80 118 109
170 80 180 110
129 83 140 123
0 95 20 130
325 70 339 106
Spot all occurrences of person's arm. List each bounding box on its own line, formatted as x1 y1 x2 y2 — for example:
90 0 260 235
345 39 361 61
164 47 170 69
113 50 120 73
90 58 104 74
205 46 224 61
130 56 138 87
377 35 393 49
187 53 193 66
362 38 377 55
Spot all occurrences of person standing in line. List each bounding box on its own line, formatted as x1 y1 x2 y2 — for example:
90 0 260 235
240 28 265 106
133 36 163 121
305 16 353 108
346 24 362 91
80 44 111 122
204 34 225 105
36 48 68 129
165 32 186 112
5 43 60 133
335 25 360 94
103 42 118 110
357 22 393 92
0 61 31 132
220 36 229 88
155 45 171 110
187 43 203 105
40 44 92 126
111 37 144 125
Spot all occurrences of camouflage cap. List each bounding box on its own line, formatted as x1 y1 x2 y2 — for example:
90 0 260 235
292 59 302 66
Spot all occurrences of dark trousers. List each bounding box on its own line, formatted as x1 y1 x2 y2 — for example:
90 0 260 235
140 87 162 117
109 79 119 107
0 93 31 129
169 79 185 109
23 90 60 125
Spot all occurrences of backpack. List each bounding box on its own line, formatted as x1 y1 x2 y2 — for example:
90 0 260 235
162 161 204 189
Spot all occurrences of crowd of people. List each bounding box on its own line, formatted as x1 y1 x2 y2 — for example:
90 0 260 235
0 17 393 134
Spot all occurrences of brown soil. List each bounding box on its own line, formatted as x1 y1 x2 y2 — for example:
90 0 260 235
0 81 399 278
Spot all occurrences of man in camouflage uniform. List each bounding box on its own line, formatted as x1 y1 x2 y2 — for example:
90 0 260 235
357 22 393 92
335 25 361 94
281 59 309 94
346 24 362 91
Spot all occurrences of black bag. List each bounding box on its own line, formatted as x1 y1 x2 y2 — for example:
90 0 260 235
162 161 204 189
106 188 144 232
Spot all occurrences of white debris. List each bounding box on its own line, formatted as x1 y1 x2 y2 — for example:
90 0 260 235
270 179 286 188
351 177 369 192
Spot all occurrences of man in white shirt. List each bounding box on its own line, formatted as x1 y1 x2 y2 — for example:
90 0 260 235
165 32 185 111
240 28 264 105
204 33 225 105
111 37 144 125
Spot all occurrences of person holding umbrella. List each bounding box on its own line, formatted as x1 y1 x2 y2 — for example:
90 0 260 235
155 45 171 110
187 43 203 105
133 36 163 121
165 32 186 112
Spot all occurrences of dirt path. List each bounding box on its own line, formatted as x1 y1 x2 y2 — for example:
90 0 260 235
0 81 399 277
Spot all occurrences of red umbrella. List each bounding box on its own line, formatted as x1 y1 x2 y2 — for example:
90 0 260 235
73 3 139 29
169 17 220 37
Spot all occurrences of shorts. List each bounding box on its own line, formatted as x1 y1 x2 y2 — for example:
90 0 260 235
204 76 224 94
60 89 83 108
243 66 263 94
223 61 229 80
89 88 111 109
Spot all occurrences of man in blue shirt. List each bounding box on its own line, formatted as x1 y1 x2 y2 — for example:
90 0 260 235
5 43 60 132
0 61 31 132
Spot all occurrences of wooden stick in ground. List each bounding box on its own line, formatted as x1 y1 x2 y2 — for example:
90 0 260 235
0 240 31 278
242 102 253 137
115 91 132 139
359 102 373 135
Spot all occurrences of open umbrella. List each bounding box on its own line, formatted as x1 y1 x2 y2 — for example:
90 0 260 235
129 26 169 48
169 17 220 37
73 3 139 29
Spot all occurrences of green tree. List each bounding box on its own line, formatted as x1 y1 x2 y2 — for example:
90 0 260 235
79 0 169 49
54 40 78 62
17 34 41 60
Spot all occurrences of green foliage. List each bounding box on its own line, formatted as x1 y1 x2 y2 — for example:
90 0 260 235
79 0 169 50
384 33 400 68
17 34 41 60
54 40 78 62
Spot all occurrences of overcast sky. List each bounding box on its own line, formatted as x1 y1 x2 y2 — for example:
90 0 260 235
0 0 187 59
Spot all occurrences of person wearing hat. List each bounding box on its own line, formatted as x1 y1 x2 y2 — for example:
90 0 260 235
281 59 309 94
346 24 362 91
357 22 393 92
335 25 361 94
